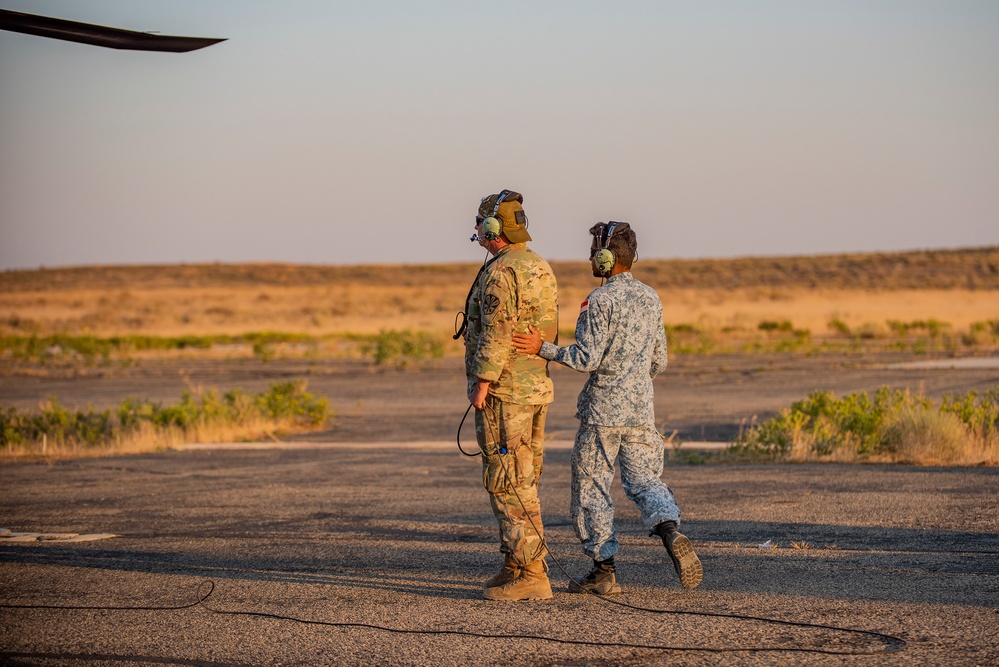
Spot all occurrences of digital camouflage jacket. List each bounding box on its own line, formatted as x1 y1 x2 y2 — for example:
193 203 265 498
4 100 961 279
539 272 667 426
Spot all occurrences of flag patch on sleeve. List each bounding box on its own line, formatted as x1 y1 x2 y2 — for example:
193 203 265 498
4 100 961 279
579 299 589 313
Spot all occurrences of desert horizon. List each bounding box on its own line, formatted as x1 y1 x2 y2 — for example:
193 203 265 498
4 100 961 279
2 246 996 343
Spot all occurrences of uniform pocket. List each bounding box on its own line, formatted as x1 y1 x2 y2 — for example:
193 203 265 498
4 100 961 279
571 426 599 476
483 450 516 493
483 444 535 493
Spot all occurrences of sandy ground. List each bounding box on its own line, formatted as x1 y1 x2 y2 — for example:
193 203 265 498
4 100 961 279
2 352 998 665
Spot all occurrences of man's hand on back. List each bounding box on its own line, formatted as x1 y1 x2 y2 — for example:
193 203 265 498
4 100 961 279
512 325 543 355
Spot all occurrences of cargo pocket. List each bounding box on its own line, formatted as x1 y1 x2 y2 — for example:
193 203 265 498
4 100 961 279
483 451 516 493
483 444 535 492
571 426 599 476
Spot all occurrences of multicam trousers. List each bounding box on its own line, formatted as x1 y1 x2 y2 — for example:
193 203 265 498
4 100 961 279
571 423 681 562
475 394 548 567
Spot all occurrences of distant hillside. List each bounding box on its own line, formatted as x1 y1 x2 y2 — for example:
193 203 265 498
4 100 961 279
625 246 999 291
2 246 997 292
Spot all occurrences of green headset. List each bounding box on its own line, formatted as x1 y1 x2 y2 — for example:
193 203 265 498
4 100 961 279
481 216 502 241
593 221 628 277
479 190 517 241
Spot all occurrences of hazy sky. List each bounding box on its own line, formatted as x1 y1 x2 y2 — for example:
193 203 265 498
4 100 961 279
1 1 997 270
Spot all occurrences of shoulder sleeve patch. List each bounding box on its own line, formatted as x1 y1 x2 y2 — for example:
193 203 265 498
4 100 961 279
482 293 501 316
579 299 589 313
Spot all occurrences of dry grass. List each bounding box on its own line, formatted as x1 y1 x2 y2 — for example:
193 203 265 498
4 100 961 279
1 247 996 359
5 417 296 461
0 284 459 337
0 380 332 460
5 284 995 338
732 386 999 466
790 413 999 467
5 246 996 292
660 288 997 337
882 409 999 466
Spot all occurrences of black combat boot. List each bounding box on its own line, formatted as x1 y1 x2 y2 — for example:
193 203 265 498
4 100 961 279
652 520 703 589
568 557 622 595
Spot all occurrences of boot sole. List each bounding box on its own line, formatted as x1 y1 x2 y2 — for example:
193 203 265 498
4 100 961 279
567 581 622 595
483 578 554 601
667 533 703 589
483 588 553 601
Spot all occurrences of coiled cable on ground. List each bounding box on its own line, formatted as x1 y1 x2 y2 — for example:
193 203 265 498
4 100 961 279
0 407 908 657
0 578 905 656
465 402 907 655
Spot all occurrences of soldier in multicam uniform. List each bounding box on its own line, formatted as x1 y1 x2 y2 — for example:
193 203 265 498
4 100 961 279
513 222 703 594
462 189 559 601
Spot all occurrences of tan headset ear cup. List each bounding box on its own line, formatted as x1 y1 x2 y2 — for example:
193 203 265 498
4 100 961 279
482 216 502 240
594 248 615 276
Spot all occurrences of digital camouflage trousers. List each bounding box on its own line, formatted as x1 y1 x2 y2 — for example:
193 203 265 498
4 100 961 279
571 423 681 562
475 395 548 567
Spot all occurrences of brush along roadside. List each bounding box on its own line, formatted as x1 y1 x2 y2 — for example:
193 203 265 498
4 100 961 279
0 380 331 459
726 386 999 465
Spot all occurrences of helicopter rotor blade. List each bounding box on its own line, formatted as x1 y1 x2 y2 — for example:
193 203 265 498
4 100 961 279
0 8 226 52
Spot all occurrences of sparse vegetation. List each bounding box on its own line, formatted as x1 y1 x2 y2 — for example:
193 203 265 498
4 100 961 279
1 314 993 369
2 249 994 465
0 330 447 366
1 248 996 359
4 247 996 294
729 387 999 465
0 332 318 363
364 329 445 367
0 381 332 459
662 315 998 356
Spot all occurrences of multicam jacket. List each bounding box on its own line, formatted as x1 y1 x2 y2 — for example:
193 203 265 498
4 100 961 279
464 243 558 405
538 272 667 426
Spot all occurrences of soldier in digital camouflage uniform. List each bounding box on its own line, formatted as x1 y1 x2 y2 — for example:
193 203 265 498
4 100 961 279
463 189 558 601
513 222 702 594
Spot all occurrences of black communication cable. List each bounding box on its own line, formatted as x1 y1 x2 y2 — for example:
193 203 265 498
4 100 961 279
466 402 907 656
453 250 497 340
0 408 908 658
456 403 480 457
0 577 905 656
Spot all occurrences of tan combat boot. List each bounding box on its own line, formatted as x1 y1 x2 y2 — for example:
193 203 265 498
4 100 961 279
483 559 553 601
483 555 521 593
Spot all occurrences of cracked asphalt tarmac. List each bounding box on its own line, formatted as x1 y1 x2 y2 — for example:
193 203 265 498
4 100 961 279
2 353 998 665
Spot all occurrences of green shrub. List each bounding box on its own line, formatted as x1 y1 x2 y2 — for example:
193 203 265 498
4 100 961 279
666 324 715 355
252 341 275 362
736 387 930 460
1 398 115 448
1 381 331 454
368 329 444 366
827 318 851 336
758 320 793 332
727 409 807 460
0 332 321 365
733 386 998 464
254 381 330 425
940 388 999 437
